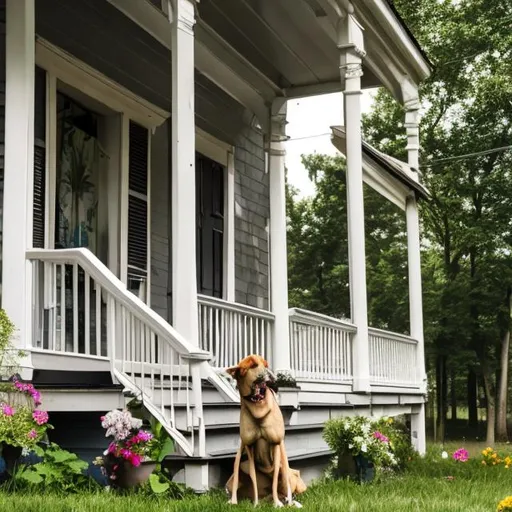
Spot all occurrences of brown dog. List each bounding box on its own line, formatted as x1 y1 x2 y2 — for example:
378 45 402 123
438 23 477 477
226 355 305 507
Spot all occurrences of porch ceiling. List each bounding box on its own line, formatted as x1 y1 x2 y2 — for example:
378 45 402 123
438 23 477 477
197 0 431 101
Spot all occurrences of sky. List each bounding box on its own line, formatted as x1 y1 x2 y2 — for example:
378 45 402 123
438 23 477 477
285 90 377 197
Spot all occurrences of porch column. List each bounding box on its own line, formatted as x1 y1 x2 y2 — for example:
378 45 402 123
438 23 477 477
338 14 371 392
403 80 427 455
171 0 199 346
267 100 290 373
2 0 35 375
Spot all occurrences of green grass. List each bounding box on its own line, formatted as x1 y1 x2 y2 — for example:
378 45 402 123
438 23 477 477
2 444 512 512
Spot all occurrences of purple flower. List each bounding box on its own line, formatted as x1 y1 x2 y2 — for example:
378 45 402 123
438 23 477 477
452 448 469 462
32 410 49 425
27 429 38 439
1 404 14 416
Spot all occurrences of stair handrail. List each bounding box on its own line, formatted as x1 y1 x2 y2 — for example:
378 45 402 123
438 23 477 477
26 248 210 362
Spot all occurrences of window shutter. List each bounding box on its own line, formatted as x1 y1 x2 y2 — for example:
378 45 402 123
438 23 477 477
127 121 149 272
33 66 46 248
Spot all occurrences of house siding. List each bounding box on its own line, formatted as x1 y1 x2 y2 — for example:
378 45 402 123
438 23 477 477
234 126 270 310
150 120 171 321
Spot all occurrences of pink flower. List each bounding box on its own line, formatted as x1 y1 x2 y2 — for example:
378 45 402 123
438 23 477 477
32 410 49 425
452 448 469 462
27 429 38 439
373 431 389 444
130 453 142 467
1 404 14 416
31 390 42 406
107 442 117 454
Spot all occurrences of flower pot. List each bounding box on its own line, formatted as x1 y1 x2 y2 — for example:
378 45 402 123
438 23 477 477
336 453 374 483
0 442 23 474
105 456 156 489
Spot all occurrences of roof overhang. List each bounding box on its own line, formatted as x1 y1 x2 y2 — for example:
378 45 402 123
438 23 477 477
331 125 429 209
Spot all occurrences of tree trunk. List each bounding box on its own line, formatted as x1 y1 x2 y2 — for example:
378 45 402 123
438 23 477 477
436 354 447 442
467 368 478 429
496 291 512 441
482 366 496 446
450 370 457 421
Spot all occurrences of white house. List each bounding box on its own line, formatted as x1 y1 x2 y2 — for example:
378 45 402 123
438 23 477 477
0 0 431 490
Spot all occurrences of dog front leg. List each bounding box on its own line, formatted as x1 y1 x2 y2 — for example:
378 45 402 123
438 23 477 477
230 443 244 505
272 444 283 508
245 445 259 507
279 440 293 506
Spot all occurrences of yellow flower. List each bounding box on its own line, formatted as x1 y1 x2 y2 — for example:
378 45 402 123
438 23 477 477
482 461 487 465
497 495 512 511
493 453 498 459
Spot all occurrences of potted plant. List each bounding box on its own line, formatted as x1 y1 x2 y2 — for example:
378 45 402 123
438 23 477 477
323 416 398 482
94 409 174 489
275 371 301 408
0 377 52 475
0 309 52 477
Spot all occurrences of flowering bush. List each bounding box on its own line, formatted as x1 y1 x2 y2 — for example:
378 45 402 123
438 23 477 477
323 416 401 469
482 447 503 466
497 496 512 512
0 378 51 449
452 448 469 462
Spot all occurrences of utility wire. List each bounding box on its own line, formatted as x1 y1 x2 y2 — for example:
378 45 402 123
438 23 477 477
422 145 512 167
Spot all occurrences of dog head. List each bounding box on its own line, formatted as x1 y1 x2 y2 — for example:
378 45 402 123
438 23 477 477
226 355 277 405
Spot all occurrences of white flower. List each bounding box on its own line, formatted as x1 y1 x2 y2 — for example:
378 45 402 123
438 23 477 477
348 444 353 449
361 444 368 453
441 451 448 459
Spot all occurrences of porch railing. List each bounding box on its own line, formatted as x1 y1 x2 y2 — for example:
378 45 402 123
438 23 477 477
288 308 355 382
197 295 274 369
27 248 209 458
369 327 418 386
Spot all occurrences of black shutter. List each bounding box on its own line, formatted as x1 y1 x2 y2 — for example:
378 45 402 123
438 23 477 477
196 153 224 298
33 66 46 248
128 121 149 272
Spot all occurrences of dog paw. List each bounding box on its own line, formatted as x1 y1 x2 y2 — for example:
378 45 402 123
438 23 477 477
273 500 284 508
290 501 303 508
229 499 238 505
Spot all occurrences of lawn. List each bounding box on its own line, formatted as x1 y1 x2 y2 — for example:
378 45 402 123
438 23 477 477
2 444 511 512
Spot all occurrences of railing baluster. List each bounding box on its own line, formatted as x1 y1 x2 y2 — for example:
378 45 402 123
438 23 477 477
84 272 90 355
72 263 79 353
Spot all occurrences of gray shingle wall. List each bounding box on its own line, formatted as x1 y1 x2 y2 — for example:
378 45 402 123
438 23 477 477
234 125 270 310
150 121 171 321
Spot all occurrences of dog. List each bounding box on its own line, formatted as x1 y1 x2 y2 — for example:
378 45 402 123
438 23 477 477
226 354 306 507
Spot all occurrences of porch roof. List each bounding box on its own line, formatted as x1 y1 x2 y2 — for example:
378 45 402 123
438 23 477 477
330 125 429 201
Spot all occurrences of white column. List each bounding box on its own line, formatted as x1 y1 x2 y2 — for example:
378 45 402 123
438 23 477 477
171 0 199 346
338 15 370 392
403 81 427 455
267 100 290 373
2 0 35 375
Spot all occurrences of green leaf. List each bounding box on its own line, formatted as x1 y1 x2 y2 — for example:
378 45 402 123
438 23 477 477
157 437 174 462
19 469 44 485
149 473 170 494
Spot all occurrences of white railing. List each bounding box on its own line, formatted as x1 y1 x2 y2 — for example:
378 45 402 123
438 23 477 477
197 295 274 369
27 248 209 457
369 327 418 386
288 308 355 382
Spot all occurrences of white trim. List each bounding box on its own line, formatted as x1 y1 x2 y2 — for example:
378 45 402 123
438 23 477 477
3 0 36 362
35 38 169 129
196 128 230 167
224 151 236 301
146 133 152 307
45 73 57 250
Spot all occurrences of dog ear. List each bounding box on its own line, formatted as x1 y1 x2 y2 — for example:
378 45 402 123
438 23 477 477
226 365 240 380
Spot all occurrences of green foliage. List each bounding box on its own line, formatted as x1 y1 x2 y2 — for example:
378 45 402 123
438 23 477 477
0 309 24 379
12 443 97 493
147 418 175 464
286 159 409 333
